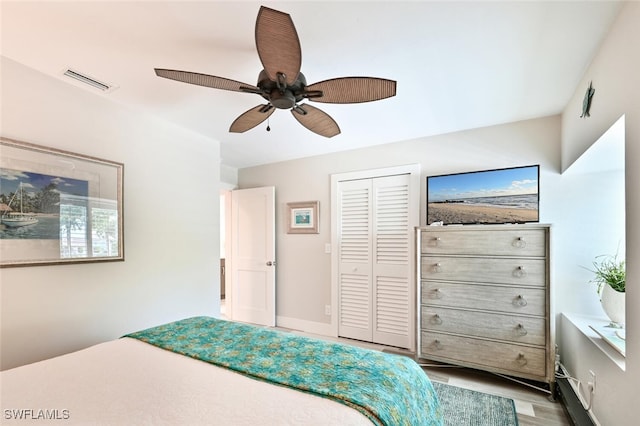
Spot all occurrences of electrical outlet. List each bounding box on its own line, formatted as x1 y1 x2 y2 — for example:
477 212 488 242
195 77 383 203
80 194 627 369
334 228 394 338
589 370 596 393
325 305 331 316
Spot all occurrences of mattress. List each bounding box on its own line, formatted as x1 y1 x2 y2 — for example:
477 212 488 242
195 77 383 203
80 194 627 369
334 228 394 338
1 317 442 425
2 337 373 425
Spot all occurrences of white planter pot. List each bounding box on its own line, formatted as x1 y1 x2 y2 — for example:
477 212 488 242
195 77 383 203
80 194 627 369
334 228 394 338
601 284 625 326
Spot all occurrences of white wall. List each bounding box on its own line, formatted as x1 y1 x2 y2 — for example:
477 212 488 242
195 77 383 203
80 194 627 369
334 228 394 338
220 163 238 189
557 2 640 425
0 58 221 370
239 115 562 329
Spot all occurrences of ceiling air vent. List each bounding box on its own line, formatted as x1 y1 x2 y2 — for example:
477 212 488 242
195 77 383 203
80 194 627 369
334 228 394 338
62 68 116 92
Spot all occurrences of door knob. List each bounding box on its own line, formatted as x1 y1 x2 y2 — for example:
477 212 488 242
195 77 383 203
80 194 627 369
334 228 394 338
266 261 276 266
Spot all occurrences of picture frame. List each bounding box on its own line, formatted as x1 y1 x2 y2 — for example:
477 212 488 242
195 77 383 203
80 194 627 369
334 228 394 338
1 137 124 267
287 201 319 234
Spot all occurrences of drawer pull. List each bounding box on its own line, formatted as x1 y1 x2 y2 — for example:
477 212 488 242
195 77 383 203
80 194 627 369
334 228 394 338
513 266 527 278
515 323 528 336
431 314 443 325
513 237 527 249
433 339 443 350
432 288 443 299
432 263 442 273
516 353 528 366
513 295 528 307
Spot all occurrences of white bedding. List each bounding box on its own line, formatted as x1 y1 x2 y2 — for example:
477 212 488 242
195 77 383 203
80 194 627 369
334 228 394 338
1 337 372 425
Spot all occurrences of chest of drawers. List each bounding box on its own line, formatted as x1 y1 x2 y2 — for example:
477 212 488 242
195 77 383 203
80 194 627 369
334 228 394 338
416 225 554 392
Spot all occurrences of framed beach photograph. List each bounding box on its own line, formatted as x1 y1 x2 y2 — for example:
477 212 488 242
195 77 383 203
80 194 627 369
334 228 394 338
0 138 124 267
287 201 319 234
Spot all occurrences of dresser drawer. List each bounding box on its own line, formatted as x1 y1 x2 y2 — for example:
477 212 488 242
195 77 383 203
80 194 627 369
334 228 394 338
421 307 546 346
421 229 546 257
421 332 546 377
422 281 546 316
421 256 546 286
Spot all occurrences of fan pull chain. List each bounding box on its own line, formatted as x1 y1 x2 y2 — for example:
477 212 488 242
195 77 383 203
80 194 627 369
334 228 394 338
266 117 271 132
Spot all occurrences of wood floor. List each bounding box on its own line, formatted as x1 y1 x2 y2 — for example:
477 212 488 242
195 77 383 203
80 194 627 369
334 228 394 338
420 362 570 426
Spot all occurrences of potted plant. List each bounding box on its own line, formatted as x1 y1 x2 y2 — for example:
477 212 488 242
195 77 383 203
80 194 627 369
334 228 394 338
589 254 625 327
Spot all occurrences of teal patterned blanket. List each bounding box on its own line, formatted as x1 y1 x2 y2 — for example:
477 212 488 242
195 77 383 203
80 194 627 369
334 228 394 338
125 317 442 426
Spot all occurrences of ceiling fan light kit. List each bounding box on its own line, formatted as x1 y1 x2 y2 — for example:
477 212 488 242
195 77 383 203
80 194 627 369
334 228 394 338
155 6 396 138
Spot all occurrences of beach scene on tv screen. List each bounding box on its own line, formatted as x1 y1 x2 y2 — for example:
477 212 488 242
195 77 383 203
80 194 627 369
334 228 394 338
427 166 539 225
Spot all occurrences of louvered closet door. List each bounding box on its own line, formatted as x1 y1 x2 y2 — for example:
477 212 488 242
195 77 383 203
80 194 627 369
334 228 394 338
338 179 373 342
337 174 414 349
372 174 413 348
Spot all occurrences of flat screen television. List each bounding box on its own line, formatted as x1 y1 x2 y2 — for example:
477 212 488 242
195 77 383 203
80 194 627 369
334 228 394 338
427 165 539 225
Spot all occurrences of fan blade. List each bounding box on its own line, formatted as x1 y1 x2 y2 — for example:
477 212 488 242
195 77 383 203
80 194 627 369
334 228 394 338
291 104 340 138
229 104 275 133
155 69 261 94
255 6 302 86
305 77 397 104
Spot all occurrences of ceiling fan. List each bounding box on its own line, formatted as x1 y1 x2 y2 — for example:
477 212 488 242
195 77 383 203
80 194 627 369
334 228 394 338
154 6 397 138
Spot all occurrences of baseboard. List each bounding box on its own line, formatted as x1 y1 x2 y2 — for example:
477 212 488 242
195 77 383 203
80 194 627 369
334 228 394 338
556 375 595 426
276 316 333 336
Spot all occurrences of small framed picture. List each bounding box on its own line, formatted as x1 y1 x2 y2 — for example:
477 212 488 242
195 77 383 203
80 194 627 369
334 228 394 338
287 201 319 234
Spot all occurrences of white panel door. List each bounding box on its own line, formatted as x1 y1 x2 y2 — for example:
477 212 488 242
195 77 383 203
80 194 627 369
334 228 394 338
230 186 276 327
337 179 373 341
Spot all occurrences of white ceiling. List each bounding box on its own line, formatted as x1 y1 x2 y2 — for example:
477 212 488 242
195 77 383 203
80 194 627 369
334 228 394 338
1 1 622 169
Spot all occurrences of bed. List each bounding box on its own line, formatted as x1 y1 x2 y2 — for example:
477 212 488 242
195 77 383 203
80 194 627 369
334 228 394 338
1 316 442 425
